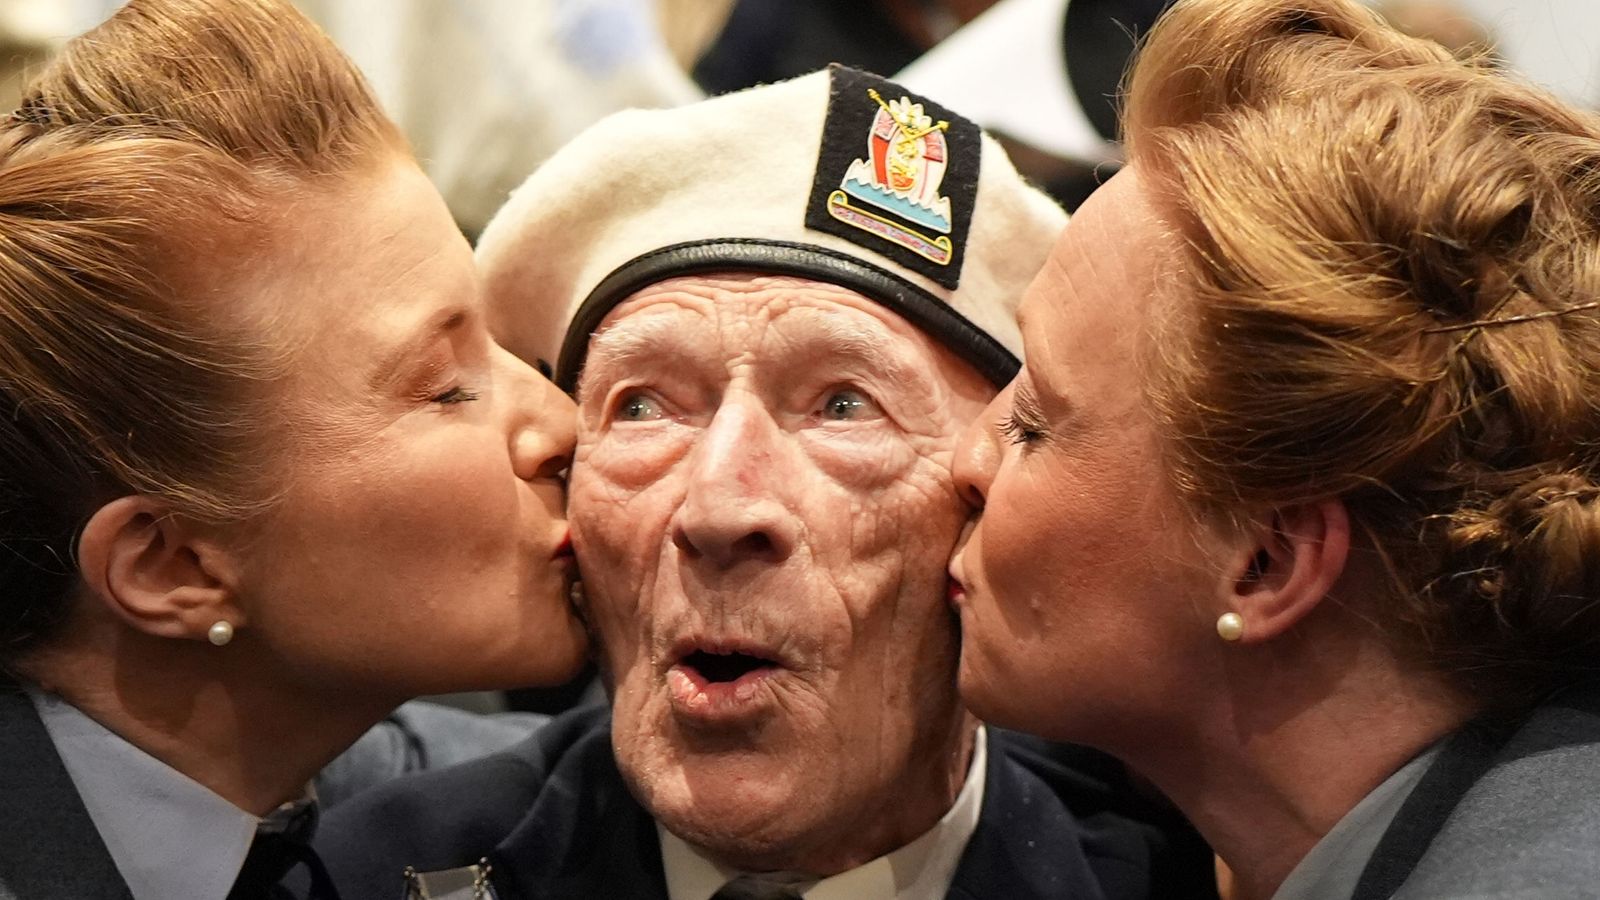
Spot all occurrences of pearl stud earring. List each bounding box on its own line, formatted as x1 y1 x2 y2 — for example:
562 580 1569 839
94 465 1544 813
207 621 235 646
1216 612 1245 642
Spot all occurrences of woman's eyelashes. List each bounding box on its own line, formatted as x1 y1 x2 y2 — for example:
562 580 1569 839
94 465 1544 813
998 414 1039 445
406 346 479 407
999 388 1049 445
430 385 479 405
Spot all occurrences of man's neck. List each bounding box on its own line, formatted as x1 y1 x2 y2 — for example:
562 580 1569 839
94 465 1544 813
706 710 980 877
666 717 986 900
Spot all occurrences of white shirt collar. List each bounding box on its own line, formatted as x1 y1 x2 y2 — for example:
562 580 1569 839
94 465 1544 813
661 725 989 900
1271 742 1441 900
28 688 262 900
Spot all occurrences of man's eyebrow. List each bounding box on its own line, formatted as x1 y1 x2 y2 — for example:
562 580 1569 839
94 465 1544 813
584 318 695 375
578 318 692 401
794 314 923 384
367 307 469 391
582 308 924 387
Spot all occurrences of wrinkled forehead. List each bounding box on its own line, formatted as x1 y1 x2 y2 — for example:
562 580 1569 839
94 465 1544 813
578 273 954 392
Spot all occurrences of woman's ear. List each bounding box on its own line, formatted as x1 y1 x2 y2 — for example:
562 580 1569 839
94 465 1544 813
1217 498 1350 643
76 496 245 642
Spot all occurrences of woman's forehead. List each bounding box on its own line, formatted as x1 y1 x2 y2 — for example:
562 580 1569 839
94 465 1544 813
1020 169 1176 403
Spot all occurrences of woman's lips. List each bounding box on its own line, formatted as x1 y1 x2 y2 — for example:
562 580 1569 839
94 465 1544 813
947 563 968 608
553 531 574 559
947 579 966 608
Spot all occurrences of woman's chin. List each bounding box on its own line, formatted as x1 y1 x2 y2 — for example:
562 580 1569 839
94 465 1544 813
957 649 1047 737
541 611 595 686
484 568 595 689
407 602 593 696
955 650 1008 724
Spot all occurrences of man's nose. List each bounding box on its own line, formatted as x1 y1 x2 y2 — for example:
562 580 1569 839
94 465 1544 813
670 396 799 568
952 385 1010 511
499 343 576 481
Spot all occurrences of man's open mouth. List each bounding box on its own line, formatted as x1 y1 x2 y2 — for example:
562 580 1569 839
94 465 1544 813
679 649 781 683
666 641 790 721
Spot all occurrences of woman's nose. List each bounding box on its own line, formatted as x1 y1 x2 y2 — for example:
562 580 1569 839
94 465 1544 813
952 386 1010 511
500 343 576 481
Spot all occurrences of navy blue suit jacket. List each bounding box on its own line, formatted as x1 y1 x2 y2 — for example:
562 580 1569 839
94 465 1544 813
0 681 133 900
319 703 1216 900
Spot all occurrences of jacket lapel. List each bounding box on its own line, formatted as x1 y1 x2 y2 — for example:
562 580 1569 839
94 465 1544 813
1350 722 1503 900
945 731 1108 900
0 680 133 900
1353 682 1600 900
485 714 668 899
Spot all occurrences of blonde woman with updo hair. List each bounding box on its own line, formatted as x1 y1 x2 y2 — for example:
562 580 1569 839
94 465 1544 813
0 1 588 898
948 0 1600 897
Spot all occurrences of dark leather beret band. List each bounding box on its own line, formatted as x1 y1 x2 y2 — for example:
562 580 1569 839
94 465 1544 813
555 238 1021 393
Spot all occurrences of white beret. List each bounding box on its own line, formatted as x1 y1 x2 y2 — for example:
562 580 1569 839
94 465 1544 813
477 64 1068 389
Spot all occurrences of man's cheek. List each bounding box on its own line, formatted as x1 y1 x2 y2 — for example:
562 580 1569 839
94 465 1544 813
572 475 665 549
808 435 918 490
897 462 968 540
572 503 648 626
581 429 693 492
845 479 962 560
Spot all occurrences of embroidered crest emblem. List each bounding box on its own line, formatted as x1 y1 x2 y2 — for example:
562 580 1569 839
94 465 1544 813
829 89 954 265
806 66 980 289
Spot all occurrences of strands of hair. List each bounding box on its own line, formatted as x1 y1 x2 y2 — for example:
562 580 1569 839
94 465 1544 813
1125 0 1600 710
0 0 401 657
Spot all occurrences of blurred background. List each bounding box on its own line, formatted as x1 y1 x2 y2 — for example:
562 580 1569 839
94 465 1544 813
11 0 1597 231
3 0 1598 712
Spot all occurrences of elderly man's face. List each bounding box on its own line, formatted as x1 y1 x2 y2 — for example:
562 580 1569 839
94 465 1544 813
570 274 993 873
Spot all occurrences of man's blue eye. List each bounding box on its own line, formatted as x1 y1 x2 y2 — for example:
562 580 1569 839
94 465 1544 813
617 392 664 421
819 389 878 421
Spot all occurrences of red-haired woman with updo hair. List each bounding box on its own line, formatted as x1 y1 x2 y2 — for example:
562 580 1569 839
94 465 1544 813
0 1 587 897
949 0 1600 896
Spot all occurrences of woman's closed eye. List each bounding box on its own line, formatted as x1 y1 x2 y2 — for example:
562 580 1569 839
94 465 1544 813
430 385 479 405
999 414 1044 444
999 386 1049 445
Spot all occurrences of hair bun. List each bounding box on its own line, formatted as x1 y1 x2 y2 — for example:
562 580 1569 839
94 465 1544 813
1442 472 1600 679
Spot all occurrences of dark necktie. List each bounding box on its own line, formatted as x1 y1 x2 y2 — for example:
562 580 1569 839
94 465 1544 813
710 873 812 900
226 799 342 900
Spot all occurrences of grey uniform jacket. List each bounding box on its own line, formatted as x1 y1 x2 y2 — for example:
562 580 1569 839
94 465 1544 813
0 677 539 900
1353 679 1600 899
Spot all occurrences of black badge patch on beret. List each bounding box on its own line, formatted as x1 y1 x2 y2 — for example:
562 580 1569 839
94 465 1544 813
806 65 980 290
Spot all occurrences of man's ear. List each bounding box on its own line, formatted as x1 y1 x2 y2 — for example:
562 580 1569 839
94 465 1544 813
76 496 244 642
1217 498 1350 643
